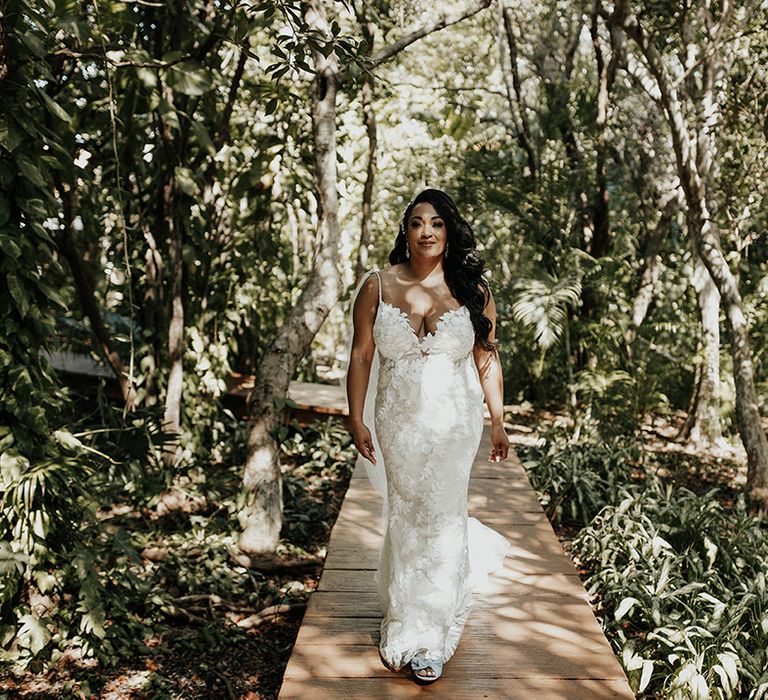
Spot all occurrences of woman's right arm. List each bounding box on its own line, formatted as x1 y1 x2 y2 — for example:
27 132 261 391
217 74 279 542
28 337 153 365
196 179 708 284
346 274 379 464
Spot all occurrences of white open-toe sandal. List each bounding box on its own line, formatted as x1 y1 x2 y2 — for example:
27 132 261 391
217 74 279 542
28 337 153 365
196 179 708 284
410 650 444 683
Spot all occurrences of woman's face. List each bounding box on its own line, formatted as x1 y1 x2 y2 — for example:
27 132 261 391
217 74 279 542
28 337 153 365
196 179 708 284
406 201 447 260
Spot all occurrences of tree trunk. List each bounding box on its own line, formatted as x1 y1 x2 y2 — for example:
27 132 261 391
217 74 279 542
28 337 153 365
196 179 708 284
589 0 617 259
238 1 342 555
694 208 768 504
55 178 136 408
163 173 185 468
680 244 723 446
627 193 675 341
142 223 163 404
499 0 537 181
355 77 377 280
354 16 377 281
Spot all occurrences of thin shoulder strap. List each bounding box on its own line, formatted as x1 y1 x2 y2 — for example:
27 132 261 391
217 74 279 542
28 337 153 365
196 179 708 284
371 270 382 304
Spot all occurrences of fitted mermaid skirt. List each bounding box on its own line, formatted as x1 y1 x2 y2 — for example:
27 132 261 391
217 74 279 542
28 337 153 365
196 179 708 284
366 284 511 671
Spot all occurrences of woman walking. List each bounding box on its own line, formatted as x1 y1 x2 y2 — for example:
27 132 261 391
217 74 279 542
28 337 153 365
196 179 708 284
346 189 511 683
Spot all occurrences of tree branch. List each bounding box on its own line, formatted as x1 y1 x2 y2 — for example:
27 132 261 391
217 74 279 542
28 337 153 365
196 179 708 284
367 0 492 70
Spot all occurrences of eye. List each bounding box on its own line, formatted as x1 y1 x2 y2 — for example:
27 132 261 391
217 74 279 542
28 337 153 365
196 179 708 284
433 221 444 228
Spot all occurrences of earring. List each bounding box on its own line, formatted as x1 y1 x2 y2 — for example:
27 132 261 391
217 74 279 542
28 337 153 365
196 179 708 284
445 242 449 258
405 239 410 258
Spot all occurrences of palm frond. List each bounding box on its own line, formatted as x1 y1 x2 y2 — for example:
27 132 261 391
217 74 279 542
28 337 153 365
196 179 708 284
511 272 582 350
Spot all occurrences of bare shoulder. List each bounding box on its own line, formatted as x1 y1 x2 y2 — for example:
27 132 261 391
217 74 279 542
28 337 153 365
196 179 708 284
359 271 379 301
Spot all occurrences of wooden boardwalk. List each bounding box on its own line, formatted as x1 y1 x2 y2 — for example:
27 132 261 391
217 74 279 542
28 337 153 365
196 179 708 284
279 421 635 699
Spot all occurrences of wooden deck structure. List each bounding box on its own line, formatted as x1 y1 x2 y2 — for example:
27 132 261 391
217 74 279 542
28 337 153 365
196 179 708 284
279 420 635 699
46 351 348 425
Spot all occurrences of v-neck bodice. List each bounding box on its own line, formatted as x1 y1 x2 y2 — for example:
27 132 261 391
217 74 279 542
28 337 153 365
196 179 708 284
370 270 476 360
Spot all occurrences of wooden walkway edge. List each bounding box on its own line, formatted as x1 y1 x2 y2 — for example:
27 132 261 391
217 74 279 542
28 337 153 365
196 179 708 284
279 421 635 699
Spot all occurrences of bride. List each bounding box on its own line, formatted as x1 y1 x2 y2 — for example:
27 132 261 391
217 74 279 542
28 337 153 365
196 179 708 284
345 188 511 683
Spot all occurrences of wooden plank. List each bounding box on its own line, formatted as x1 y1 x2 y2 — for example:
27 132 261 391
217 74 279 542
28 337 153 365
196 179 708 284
324 519 575 575
352 457 536 485
317 568 378 592
343 478 545 514
317 568 588 600
279 678 634 699
288 380 347 413
282 639 630 682
293 616 382 647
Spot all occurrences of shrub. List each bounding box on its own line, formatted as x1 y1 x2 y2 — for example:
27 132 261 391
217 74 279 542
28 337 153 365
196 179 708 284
521 436 768 698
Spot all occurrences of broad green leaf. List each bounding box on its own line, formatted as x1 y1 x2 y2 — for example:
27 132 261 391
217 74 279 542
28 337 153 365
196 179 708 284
165 59 213 96
190 121 216 156
159 99 181 130
614 596 639 621
690 672 709 700
638 660 653 692
716 652 738 689
0 194 10 227
16 155 46 189
6 273 29 318
39 91 72 123
17 614 49 654
19 31 46 58
53 429 84 451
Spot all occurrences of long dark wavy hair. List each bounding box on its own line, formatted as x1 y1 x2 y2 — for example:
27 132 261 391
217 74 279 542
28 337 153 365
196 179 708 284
388 189 496 351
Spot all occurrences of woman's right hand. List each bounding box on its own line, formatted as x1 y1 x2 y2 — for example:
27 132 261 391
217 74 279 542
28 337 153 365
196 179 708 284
352 422 377 465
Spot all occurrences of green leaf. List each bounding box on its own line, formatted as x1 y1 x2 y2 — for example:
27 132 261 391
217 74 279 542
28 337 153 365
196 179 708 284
0 234 21 259
16 155 47 189
0 194 10 227
6 273 30 318
53 429 84 451
38 90 72 123
638 660 654 692
17 614 50 654
165 59 213 96
614 596 639 621
19 31 46 59
159 99 181 131
190 121 216 156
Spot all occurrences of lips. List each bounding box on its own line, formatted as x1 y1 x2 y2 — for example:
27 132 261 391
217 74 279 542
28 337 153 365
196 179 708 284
418 241 436 246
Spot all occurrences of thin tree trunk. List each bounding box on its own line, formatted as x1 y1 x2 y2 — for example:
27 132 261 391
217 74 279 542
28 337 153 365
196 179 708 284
239 0 342 555
0 8 8 92
680 243 723 446
589 0 617 258
163 173 184 468
353 4 377 280
56 178 136 408
627 192 675 341
499 0 536 180
354 72 377 281
143 223 163 403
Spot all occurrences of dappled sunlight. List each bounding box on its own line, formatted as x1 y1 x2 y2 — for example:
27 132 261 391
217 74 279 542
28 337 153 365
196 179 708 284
279 423 633 698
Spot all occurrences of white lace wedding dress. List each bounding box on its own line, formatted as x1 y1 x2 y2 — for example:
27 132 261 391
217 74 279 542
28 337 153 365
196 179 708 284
352 269 512 671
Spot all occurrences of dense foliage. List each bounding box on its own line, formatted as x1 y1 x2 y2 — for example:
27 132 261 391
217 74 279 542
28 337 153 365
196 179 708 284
522 434 768 698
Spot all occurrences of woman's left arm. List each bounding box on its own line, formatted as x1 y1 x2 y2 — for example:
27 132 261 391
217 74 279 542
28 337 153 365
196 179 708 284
472 287 510 462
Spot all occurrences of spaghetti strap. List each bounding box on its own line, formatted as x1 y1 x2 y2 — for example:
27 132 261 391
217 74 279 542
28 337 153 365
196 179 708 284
372 270 382 304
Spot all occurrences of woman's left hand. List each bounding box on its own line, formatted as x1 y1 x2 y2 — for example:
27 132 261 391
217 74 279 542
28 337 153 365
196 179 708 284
489 423 510 463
